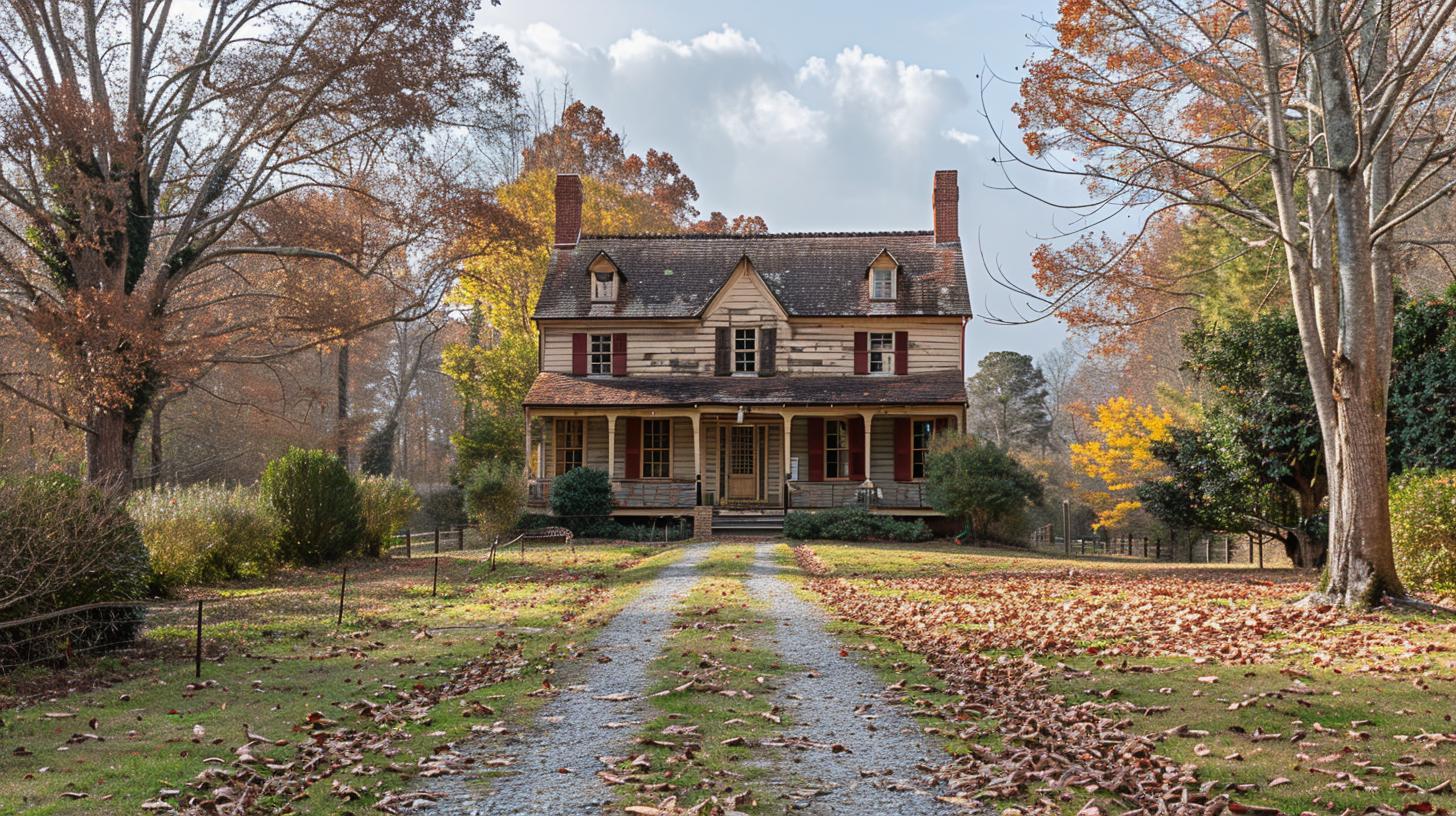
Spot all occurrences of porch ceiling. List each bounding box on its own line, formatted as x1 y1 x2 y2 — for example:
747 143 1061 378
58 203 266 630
523 370 968 409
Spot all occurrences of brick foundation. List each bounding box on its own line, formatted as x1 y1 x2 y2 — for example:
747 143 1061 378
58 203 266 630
692 506 713 538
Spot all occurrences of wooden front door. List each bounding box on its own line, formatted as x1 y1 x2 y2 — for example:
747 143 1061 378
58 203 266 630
726 426 758 502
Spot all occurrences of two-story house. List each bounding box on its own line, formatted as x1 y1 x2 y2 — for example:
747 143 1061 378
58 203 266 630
522 171 971 534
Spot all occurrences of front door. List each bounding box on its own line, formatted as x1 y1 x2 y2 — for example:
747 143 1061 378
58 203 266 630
727 426 758 502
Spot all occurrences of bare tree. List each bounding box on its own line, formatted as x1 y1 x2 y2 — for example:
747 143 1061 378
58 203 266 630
1004 0 1456 607
0 0 523 489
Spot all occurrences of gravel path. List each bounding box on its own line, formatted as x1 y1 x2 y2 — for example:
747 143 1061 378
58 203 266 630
421 542 711 815
747 541 958 815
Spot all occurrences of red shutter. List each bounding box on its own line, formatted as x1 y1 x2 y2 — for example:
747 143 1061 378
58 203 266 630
894 331 909 375
807 418 824 482
848 416 866 481
853 331 868 375
611 333 627 376
625 418 641 479
571 333 587 375
893 418 912 481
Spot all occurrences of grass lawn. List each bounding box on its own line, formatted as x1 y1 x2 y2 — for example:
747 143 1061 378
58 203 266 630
795 539 1456 813
0 540 684 815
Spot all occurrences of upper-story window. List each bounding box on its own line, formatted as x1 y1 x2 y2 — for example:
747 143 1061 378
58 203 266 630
868 332 895 374
734 328 757 373
592 271 616 301
870 267 895 300
588 334 612 375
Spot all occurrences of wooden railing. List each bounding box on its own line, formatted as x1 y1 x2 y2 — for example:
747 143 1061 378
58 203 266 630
788 481 930 510
527 479 695 509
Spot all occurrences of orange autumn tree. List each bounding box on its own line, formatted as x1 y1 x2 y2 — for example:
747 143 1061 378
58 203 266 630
1010 0 1456 607
1070 397 1175 530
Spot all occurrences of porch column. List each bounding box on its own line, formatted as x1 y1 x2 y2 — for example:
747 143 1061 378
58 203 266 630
523 408 532 477
691 412 703 505
781 411 795 507
859 410 876 488
605 413 619 482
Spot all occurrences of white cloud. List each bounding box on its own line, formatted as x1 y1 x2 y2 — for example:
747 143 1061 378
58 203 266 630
796 55 829 85
817 46 966 143
718 82 827 146
607 24 761 70
485 22 585 79
943 128 980 146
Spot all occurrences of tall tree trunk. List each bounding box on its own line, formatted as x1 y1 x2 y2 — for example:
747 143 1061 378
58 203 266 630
336 340 350 464
87 405 139 490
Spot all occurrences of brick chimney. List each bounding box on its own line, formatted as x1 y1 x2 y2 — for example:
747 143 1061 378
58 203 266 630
554 174 582 248
932 169 959 244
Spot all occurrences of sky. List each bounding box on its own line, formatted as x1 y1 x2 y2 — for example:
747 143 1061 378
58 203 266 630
479 1 1086 363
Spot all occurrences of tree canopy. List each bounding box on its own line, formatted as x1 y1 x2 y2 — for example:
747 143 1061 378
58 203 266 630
966 352 1052 452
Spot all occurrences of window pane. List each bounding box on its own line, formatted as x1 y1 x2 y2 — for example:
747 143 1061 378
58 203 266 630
555 420 585 476
733 328 756 372
590 334 612 374
642 419 670 478
871 269 893 299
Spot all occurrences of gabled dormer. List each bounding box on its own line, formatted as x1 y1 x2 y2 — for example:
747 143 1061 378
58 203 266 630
588 252 621 303
867 250 899 301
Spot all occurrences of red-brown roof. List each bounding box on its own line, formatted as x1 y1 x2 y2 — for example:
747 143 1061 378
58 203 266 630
523 371 968 408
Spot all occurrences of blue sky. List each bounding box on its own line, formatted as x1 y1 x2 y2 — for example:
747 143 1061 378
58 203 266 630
481 1 1080 360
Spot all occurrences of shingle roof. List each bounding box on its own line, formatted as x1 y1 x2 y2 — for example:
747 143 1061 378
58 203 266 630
533 231 972 320
523 371 969 408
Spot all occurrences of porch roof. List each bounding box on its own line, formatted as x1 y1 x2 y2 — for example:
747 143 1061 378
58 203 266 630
523 370 968 408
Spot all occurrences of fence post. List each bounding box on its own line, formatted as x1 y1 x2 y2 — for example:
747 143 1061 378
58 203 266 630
1155 538 1161 560
336 567 347 627
1248 535 1254 564
1225 536 1231 564
405 528 411 559
432 556 440 597
194 600 203 679
434 527 440 555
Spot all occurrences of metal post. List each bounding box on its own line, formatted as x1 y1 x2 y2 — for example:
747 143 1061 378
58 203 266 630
432 556 439 597
434 527 440 554
194 600 203 679
337 567 347 627
405 528 411 559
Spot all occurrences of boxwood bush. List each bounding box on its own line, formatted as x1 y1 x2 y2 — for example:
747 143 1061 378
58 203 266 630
1 475 150 667
1390 469 1456 594
129 484 279 590
464 461 525 536
783 507 932 542
260 448 363 565
548 467 614 534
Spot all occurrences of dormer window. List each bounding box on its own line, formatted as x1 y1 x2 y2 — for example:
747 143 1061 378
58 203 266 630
592 270 616 301
588 253 620 302
868 251 898 300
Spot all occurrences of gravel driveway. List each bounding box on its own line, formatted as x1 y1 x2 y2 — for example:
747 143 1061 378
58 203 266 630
746 541 958 815
421 542 711 815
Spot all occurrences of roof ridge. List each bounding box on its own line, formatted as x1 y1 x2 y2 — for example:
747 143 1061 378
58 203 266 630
576 229 934 241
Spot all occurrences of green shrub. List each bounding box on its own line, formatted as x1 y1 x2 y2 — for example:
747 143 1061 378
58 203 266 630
1 475 150 667
414 485 467 529
464 461 525 536
516 513 558 531
548 467 613 534
260 448 363 565
925 433 1044 543
356 476 420 557
129 484 279 590
783 507 931 542
1390 469 1456 594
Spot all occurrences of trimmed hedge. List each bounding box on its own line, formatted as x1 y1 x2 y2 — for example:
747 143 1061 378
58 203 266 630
260 448 363 565
783 507 932 542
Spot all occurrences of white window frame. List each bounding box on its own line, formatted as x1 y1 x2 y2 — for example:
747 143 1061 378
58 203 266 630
733 328 757 374
870 267 896 300
911 418 934 480
867 332 895 375
641 419 671 479
588 334 612 375
591 270 616 301
824 420 850 480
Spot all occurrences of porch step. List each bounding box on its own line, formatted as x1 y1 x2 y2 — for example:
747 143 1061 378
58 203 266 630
711 512 785 536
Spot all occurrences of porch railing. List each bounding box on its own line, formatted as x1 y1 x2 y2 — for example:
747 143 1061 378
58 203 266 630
787 481 929 510
527 479 696 509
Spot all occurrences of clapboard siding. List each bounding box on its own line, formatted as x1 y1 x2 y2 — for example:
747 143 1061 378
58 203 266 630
540 315 963 377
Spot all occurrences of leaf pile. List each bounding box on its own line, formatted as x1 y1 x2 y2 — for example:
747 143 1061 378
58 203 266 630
170 639 525 814
828 567 1451 668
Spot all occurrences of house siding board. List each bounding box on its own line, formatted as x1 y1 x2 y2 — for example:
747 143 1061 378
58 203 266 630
525 370 968 407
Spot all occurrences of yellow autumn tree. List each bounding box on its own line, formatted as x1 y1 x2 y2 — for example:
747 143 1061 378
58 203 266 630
1070 396 1174 530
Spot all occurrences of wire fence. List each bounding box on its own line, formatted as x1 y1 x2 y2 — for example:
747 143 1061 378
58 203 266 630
1026 531 1297 568
0 518 696 686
